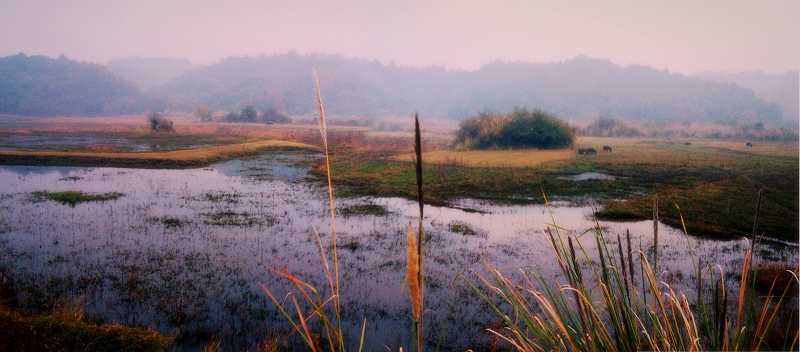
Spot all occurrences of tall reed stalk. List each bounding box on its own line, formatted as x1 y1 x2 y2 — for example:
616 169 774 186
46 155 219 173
262 69 363 352
407 113 426 352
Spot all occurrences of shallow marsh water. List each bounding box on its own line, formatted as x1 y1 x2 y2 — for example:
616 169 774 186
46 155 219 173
0 154 795 350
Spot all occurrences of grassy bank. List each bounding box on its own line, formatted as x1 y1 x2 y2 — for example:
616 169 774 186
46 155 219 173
0 303 173 352
0 140 318 168
321 138 798 242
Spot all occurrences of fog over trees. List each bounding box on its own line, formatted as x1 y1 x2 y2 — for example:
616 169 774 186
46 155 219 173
105 57 195 92
0 52 796 129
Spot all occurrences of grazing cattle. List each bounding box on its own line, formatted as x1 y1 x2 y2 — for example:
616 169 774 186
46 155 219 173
578 148 597 155
746 142 753 147
603 145 612 152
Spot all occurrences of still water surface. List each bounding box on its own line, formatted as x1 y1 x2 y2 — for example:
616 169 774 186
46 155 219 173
0 154 794 350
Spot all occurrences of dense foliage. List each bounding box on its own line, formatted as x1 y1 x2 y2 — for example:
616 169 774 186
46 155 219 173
454 109 575 150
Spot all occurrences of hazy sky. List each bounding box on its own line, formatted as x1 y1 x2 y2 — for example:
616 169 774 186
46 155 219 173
1 0 797 75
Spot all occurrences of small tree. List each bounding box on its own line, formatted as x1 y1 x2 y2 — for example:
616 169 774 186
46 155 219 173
262 107 291 124
224 111 240 122
240 103 257 122
194 105 214 122
147 112 173 132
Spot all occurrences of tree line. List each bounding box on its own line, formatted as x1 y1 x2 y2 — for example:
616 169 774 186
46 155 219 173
0 52 794 130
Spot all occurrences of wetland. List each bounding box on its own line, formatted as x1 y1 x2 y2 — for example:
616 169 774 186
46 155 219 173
0 122 797 350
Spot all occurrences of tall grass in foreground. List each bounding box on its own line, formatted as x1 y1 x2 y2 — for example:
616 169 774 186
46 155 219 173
262 69 364 352
407 114 426 351
263 72 429 351
469 197 798 351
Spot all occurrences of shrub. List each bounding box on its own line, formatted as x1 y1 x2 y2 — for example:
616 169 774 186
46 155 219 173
454 108 574 150
261 107 291 124
147 112 173 132
194 105 214 122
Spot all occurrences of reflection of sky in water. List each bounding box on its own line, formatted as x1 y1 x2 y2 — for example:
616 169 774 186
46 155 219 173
0 157 795 350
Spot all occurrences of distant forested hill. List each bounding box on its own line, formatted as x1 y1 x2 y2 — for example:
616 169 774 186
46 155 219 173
0 52 792 128
0 53 147 116
158 53 787 126
694 71 799 126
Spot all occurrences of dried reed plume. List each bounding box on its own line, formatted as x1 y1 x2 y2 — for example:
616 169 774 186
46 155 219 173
407 224 422 321
263 69 363 352
411 113 425 351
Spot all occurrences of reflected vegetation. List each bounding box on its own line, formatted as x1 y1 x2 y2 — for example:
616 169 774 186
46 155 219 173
0 154 795 350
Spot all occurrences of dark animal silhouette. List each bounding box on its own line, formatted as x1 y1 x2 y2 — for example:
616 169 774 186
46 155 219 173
578 147 597 155
746 142 753 147
603 145 612 152
684 142 692 146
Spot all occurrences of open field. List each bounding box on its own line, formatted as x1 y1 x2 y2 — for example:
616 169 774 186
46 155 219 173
393 149 576 168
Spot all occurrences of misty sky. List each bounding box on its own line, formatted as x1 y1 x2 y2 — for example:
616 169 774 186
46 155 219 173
1 0 797 75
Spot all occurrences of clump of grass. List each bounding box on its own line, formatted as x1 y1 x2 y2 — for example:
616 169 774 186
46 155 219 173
339 203 389 218
149 216 186 228
31 190 124 206
448 220 487 238
201 191 241 204
201 211 273 227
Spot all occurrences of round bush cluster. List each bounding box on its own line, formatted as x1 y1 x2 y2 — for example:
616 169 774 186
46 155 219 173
454 108 575 150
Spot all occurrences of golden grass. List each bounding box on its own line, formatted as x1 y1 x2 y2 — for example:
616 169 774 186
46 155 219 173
577 136 798 158
0 140 317 167
393 149 576 168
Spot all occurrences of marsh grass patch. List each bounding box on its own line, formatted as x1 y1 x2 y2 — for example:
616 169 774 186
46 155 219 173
59 176 83 182
148 216 188 228
200 191 241 204
200 211 276 227
30 190 124 207
339 203 390 217
448 221 488 238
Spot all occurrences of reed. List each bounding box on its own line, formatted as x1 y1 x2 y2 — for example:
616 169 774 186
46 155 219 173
469 197 798 351
408 113 426 351
262 69 362 352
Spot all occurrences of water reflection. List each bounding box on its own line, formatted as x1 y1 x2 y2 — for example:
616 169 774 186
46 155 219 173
0 154 795 350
